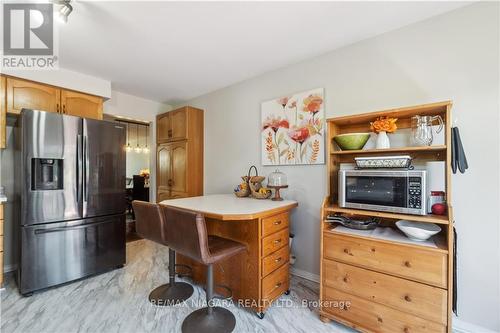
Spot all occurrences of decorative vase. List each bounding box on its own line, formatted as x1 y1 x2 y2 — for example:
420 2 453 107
376 131 390 149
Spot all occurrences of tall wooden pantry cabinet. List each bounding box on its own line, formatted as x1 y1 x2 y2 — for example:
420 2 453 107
156 106 204 202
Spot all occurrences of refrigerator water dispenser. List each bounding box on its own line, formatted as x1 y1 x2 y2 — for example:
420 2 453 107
31 158 64 190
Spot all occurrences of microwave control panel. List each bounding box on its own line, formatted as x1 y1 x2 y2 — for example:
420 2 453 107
408 177 422 209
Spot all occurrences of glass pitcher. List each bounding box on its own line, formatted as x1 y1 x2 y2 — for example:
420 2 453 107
411 115 444 146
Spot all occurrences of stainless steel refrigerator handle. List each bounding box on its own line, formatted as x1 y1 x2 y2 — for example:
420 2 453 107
34 220 111 234
76 134 82 203
84 135 89 202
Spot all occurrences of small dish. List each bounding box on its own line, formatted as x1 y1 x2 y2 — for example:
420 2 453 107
395 220 441 241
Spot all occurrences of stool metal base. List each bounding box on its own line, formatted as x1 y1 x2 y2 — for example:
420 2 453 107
148 282 193 306
181 307 236 333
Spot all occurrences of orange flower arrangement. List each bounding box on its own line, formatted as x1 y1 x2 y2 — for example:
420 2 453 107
370 116 398 133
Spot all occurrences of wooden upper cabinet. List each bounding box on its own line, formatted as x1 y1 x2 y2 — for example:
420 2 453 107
157 114 171 143
61 90 103 120
157 107 188 143
170 109 187 141
3 76 103 120
170 141 187 194
6 77 60 115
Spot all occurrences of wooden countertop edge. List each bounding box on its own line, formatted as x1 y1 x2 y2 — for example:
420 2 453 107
161 201 298 221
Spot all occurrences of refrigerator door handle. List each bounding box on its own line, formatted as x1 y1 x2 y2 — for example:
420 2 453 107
84 135 89 203
76 134 83 204
34 220 112 234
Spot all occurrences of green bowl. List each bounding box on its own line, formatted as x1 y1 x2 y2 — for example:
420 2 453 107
333 133 370 150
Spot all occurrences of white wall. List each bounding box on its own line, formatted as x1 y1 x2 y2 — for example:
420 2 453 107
103 90 172 202
183 3 499 331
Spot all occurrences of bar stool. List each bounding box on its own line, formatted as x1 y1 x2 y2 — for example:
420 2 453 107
132 201 194 305
162 206 246 333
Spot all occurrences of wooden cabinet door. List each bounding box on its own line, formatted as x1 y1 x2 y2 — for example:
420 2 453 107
1 76 6 149
157 113 171 143
157 144 172 197
170 141 187 194
170 108 187 141
61 90 103 120
6 77 60 115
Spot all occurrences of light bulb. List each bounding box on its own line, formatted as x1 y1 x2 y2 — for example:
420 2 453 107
135 146 142 153
125 144 132 152
143 147 150 154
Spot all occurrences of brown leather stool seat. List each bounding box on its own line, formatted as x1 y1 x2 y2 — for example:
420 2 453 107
132 201 194 305
162 206 246 333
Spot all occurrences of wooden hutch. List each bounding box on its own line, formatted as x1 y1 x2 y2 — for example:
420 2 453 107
319 101 454 333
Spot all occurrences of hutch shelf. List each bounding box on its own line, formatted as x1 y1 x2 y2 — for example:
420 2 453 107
319 101 454 333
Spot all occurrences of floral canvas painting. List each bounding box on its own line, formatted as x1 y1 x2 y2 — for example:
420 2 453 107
261 88 325 165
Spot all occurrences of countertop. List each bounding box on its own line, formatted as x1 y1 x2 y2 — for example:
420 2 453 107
161 194 298 220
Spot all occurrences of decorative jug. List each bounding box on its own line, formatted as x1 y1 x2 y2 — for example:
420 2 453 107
411 115 444 146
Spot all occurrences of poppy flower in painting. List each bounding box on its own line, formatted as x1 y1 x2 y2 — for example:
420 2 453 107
302 94 323 114
288 125 310 144
262 116 290 133
277 97 290 108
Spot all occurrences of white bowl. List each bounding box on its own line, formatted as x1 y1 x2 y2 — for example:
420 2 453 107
395 220 441 241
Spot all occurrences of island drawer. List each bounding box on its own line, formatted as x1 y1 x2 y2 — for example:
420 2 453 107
323 233 447 288
262 262 288 301
323 287 446 333
262 244 289 277
262 212 288 237
262 228 288 257
323 260 447 324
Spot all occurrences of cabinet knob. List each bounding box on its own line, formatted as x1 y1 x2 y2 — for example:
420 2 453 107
56 104 59 113
343 248 349 254
167 179 173 186
404 295 412 302
343 276 348 283
404 261 412 268
404 327 410 333
63 105 66 114
274 257 282 263
273 220 282 225
274 282 282 289
273 239 282 244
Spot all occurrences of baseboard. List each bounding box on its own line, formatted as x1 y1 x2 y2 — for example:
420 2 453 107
290 268 496 333
290 266 320 283
452 316 498 333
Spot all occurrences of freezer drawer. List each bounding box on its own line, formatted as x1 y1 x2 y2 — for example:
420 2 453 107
19 215 125 294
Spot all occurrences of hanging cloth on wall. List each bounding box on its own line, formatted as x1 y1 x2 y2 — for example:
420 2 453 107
451 127 468 174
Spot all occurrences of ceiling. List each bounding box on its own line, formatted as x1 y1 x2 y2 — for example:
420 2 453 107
58 1 470 104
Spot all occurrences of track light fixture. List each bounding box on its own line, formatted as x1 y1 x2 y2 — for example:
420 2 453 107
54 0 73 24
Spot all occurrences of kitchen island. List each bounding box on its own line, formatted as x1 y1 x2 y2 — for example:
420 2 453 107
161 194 298 318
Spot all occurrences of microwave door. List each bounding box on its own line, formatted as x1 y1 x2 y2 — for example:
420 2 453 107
344 174 407 208
21 109 83 225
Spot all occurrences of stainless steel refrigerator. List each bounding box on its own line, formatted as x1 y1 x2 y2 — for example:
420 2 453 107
16 109 126 295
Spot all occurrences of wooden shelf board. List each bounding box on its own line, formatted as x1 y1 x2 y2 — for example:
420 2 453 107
331 145 447 155
323 225 448 253
326 101 451 126
324 204 449 225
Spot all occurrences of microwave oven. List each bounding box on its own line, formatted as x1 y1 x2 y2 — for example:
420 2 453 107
338 169 427 216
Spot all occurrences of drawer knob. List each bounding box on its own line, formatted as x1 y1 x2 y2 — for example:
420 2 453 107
404 261 412 268
275 257 282 263
343 276 348 283
404 327 410 333
343 248 349 254
275 282 282 289
274 239 282 244
404 295 412 302
273 220 282 225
